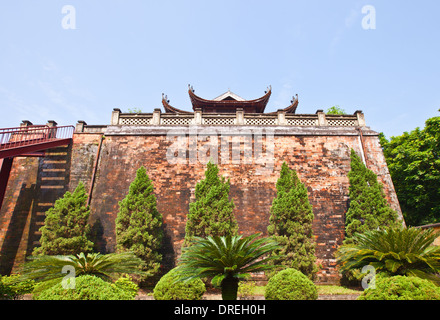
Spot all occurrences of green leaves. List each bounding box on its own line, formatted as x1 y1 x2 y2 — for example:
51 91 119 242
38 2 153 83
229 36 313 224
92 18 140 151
175 234 281 290
345 149 400 242
336 226 440 284
381 113 440 226
20 251 146 285
116 166 163 279
185 161 237 244
267 162 317 279
33 182 94 256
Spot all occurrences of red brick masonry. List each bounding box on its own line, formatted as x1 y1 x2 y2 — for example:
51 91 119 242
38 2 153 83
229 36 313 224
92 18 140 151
0 125 402 283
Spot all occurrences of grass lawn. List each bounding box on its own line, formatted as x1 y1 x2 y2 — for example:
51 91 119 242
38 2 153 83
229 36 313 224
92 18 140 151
316 285 361 295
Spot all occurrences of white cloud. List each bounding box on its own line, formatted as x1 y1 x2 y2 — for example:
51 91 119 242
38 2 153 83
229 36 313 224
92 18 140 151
345 9 359 29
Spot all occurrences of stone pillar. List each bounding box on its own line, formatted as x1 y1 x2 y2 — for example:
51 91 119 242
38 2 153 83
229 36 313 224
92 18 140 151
76 121 87 133
194 108 202 125
277 110 287 125
111 108 121 125
152 108 161 125
316 110 327 126
46 120 57 138
355 110 366 127
236 108 244 125
20 120 33 127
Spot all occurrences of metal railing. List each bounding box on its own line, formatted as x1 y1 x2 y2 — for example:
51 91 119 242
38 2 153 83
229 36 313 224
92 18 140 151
0 125 75 151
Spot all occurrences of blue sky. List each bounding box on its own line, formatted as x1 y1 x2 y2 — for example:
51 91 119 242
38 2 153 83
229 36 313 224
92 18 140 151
0 1 439 138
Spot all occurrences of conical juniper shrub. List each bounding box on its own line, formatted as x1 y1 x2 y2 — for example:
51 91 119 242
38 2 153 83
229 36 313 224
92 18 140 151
345 149 400 243
267 162 318 280
342 149 401 285
33 182 94 256
184 161 238 245
116 166 163 282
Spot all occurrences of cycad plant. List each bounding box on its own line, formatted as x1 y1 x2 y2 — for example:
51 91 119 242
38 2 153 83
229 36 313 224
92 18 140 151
20 252 146 286
175 234 281 300
336 226 440 284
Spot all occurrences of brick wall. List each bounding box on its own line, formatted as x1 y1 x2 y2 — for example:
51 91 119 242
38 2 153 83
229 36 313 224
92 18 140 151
0 126 403 283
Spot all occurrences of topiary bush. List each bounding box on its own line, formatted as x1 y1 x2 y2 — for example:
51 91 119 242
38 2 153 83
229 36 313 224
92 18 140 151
358 275 440 300
113 275 139 299
34 275 134 300
153 268 206 300
0 275 34 300
264 268 318 300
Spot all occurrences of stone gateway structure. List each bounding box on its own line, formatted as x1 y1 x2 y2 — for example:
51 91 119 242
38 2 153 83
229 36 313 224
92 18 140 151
0 87 403 283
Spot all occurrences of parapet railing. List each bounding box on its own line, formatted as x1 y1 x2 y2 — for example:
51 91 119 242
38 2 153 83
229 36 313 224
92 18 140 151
0 125 75 151
109 108 366 128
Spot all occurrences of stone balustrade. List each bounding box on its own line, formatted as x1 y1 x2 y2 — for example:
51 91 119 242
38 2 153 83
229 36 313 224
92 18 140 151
109 108 366 127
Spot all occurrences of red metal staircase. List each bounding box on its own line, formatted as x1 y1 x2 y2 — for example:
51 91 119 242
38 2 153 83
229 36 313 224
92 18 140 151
0 125 74 210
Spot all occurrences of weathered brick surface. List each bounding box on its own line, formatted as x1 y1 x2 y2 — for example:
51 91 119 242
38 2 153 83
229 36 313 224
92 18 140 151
0 127 402 283
0 145 71 274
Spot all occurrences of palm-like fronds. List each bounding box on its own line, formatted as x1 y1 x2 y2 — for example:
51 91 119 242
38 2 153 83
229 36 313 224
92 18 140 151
336 227 440 284
20 252 146 284
175 234 281 299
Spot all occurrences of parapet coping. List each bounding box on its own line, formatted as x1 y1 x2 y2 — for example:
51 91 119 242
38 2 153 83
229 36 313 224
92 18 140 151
101 125 378 137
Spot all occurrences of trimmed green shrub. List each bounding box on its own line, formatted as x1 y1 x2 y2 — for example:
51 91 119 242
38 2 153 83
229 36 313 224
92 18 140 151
345 149 399 243
0 274 34 300
116 166 163 280
267 162 317 279
358 275 440 300
238 281 257 300
34 275 134 300
33 182 94 255
184 161 237 245
113 275 139 299
153 268 206 300
264 268 318 300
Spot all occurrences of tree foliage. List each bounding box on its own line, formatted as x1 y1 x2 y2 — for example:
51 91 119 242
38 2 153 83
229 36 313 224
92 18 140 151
176 234 281 300
33 182 94 256
267 162 317 279
264 268 318 300
326 105 346 115
345 149 400 242
116 166 163 278
380 112 440 226
337 226 440 285
34 274 135 300
184 161 237 244
358 275 440 300
21 252 147 285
